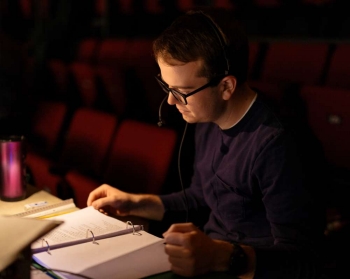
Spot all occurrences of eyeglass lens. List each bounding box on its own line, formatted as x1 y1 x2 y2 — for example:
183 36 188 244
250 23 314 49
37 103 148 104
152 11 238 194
156 78 186 104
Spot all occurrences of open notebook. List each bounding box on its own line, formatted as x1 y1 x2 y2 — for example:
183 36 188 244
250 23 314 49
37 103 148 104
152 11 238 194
32 206 170 279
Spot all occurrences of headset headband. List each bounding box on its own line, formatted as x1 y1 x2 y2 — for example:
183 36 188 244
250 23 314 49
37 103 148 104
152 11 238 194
198 11 230 75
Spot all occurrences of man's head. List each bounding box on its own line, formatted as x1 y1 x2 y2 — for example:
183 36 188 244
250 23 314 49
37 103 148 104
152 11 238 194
153 9 249 84
153 9 250 126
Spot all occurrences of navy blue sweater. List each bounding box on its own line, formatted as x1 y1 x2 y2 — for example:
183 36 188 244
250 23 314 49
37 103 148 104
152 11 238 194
160 94 326 278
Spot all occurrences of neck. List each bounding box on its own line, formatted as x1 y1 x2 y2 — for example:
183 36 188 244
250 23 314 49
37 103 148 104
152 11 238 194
218 83 257 130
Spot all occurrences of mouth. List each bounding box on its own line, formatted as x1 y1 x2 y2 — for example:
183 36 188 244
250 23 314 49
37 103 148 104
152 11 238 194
176 106 188 114
177 109 188 114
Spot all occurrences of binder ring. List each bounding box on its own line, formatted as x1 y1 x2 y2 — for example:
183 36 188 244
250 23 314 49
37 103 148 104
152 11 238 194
42 238 50 254
126 221 136 234
86 229 97 244
126 221 143 235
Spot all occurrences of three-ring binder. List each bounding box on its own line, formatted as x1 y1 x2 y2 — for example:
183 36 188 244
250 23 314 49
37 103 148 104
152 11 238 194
31 206 171 279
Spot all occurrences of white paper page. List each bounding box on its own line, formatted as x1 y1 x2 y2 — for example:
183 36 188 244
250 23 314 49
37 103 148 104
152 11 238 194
33 230 170 279
31 206 141 253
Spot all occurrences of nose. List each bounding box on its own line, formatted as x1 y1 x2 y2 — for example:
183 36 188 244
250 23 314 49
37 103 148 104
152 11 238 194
167 92 178 106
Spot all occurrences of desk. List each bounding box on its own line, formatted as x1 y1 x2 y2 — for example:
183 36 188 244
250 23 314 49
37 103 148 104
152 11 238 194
0 185 63 215
1 186 233 279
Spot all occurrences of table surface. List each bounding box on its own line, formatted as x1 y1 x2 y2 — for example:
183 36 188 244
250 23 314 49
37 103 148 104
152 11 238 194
1 185 233 279
0 185 62 216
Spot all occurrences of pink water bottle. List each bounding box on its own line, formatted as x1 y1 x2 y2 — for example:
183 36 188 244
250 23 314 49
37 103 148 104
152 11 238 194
0 135 27 201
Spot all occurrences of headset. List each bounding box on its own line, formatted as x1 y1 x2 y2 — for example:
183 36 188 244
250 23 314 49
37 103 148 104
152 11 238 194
198 11 230 76
158 11 230 127
157 11 230 222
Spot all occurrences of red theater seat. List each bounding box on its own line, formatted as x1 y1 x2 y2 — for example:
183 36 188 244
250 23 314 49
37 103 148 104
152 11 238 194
300 85 350 169
96 65 128 117
103 119 178 194
27 107 118 196
69 62 98 107
27 101 68 157
47 59 70 98
260 41 329 85
64 119 178 208
96 38 130 68
325 43 350 89
75 38 100 63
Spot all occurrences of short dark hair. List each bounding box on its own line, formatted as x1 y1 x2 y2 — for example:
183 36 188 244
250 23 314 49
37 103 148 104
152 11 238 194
153 8 249 85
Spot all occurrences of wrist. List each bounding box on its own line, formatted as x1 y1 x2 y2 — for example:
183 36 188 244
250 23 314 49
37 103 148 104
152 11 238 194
132 194 164 220
211 240 254 278
210 240 234 272
228 243 248 276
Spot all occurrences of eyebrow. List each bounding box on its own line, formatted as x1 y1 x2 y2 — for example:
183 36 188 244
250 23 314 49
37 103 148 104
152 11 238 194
171 85 195 90
160 76 200 90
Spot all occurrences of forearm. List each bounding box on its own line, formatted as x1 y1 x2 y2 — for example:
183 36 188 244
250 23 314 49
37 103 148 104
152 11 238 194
129 194 165 221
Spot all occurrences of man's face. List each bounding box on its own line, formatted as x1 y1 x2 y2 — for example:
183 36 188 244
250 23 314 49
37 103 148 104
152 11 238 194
158 57 224 124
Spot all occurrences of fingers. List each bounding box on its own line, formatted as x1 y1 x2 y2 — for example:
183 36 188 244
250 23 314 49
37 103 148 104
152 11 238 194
86 184 133 217
164 232 189 246
87 184 108 206
163 223 198 246
164 242 191 257
162 224 209 277
90 196 117 210
163 222 196 235
162 224 217 277
87 184 118 207
163 223 197 241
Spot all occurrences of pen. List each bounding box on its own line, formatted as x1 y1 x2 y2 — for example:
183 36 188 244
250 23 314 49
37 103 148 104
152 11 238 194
36 208 79 219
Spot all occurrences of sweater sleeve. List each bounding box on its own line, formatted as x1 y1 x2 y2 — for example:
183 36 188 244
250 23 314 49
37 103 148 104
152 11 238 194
159 160 208 213
160 124 208 212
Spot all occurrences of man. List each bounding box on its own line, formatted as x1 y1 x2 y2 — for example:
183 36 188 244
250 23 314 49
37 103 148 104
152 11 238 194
87 9 327 279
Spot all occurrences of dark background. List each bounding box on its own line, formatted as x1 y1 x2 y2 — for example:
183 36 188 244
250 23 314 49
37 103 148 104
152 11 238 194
1 2 349 277
1 0 348 136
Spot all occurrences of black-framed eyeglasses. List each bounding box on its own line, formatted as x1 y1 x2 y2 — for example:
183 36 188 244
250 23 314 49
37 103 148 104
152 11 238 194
155 74 225 105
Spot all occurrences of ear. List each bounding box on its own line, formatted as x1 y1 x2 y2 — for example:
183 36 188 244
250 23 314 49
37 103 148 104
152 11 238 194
221 76 237 100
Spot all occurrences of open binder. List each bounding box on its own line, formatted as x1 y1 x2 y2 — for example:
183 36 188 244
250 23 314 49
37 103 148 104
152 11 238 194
31 206 170 279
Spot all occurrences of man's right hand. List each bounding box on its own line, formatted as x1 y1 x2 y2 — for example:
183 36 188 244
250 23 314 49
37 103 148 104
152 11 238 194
87 184 135 216
86 184 165 220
